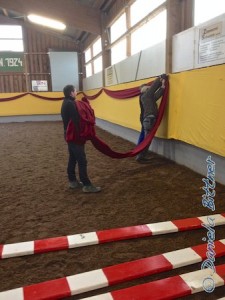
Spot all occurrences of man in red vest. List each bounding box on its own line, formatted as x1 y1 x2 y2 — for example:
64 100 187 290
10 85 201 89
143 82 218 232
61 85 101 193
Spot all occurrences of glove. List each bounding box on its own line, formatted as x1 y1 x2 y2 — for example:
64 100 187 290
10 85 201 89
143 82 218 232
159 73 167 80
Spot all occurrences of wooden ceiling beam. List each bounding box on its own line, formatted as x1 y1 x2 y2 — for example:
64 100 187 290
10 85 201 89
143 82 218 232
0 0 101 34
0 14 19 24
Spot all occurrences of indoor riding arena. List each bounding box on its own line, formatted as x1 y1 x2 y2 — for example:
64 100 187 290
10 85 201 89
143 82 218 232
0 1 225 300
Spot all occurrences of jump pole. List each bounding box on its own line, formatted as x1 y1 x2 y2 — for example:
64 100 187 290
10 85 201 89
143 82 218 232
0 213 225 260
0 239 225 299
83 263 225 300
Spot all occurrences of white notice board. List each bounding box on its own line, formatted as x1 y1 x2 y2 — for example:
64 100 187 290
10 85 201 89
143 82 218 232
49 51 79 91
195 14 225 68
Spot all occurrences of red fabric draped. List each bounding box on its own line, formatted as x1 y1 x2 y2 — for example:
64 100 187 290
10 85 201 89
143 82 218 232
0 92 63 102
91 80 169 158
103 86 140 99
31 94 63 101
1 81 154 102
66 99 96 144
77 89 103 100
77 81 153 100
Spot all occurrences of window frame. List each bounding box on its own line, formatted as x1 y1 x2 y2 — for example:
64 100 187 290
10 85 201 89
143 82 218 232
0 25 24 52
83 0 167 77
84 37 103 78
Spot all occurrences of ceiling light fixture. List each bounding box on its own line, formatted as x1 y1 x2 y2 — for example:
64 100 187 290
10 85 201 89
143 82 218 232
27 14 66 30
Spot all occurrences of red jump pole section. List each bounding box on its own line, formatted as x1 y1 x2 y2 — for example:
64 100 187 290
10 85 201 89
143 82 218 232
0 213 225 259
0 239 225 299
84 264 225 300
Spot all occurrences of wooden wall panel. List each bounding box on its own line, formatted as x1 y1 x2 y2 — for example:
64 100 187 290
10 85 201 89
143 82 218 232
0 74 26 93
0 25 79 93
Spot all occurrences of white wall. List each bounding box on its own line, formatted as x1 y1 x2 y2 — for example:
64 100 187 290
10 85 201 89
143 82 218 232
84 13 225 88
84 40 166 90
49 52 79 91
83 71 103 90
173 13 225 72
172 28 195 72
136 41 166 80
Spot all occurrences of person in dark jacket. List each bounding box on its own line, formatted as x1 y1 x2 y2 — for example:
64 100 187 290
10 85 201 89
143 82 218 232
136 74 168 163
61 84 101 193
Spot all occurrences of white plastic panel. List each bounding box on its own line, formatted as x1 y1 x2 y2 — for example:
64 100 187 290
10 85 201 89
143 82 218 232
136 41 166 79
49 51 79 91
102 41 166 88
83 71 103 90
172 27 195 72
114 52 140 83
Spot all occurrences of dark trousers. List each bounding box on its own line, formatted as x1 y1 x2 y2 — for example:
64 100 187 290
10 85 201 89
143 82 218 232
136 77 163 160
67 142 91 186
136 115 156 159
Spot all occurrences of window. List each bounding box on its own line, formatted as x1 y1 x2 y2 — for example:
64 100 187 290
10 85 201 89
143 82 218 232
93 38 102 56
111 39 127 65
130 0 166 26
93 56 102 73
86 63 92 77
131 10 167 55
111 13 126 43
194 0 225 25
84 37 103 77
0 25 23 51
84 48 91 63
84 0 168 76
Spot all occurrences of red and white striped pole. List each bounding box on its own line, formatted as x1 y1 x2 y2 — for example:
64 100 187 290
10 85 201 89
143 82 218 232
0 239 225 300
1 213 224 259
83 264 225 300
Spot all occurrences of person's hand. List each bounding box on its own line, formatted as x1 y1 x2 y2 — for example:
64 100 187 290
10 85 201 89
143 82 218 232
159 73 167 80
159 74 167 88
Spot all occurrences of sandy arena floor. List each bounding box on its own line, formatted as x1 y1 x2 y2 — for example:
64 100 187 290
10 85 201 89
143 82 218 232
0 121 225 299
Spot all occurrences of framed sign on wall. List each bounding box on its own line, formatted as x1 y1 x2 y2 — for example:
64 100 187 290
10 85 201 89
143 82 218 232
31 80 48 92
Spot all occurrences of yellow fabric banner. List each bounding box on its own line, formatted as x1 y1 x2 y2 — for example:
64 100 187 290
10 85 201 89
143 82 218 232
167 65 225 157
84 65 225 158
0 64 225 157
